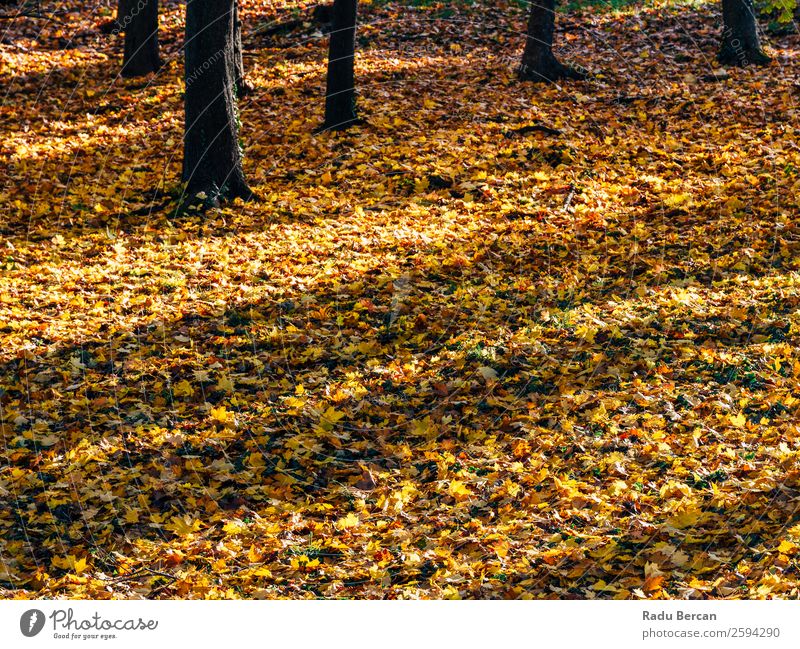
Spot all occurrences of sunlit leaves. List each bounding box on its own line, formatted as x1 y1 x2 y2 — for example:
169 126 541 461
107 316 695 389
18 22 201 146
2 0 800 602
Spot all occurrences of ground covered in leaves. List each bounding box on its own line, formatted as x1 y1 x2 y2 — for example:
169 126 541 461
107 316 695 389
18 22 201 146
2 0 800 599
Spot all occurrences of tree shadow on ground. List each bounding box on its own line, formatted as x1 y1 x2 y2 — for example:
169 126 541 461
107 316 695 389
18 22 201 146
3 193 800 597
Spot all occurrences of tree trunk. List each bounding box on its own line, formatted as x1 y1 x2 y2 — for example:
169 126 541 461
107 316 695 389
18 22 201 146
183 0 250 205
718 0 770 66
519 0 584 83
233 0 252 96
120 0 161 78
105 0 125 35
323 0 358 130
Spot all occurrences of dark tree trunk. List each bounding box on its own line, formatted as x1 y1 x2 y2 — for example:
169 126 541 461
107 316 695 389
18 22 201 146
120 0 161 78
104 0 125 35
233 1 252 97
323 0 358 131
718 0 770 66
183 0 250 205
519 0 584 83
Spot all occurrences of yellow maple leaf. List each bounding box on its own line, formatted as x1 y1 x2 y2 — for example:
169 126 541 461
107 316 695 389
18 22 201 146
441 585 461 599
729 412 747 428
663 192 691 208
223 520 247 534
494 539 510 558
290 555 320 571
335 512 360 530
216 376 234 392
317 406 345 432
410 415 436 438
321 406 345 424
247 452 266 468
448 480 473 500
70 556 87 574
210 405 237 428
608 480 628 496
666 507 703 529
251 566 273 577
173 379 194 398
165 515 201 536
642 574 665 593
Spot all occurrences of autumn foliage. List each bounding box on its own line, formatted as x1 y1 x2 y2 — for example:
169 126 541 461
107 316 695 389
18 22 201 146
2 0 800 599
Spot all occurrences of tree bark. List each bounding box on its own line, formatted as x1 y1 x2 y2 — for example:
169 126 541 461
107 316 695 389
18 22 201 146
323 0 358 131
519 0 584 83
120 0 162 78
718 0 770 66
183 0 251 205
106 0 126 35
233 0 252 96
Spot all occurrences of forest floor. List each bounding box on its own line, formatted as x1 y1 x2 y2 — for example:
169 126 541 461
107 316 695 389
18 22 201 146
2 0 800 599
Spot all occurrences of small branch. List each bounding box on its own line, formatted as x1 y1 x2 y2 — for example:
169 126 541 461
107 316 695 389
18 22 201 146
562 184 576 212
253 18 303 37
0 9 70 20
611 94 662 106
0 10 70 27
102 567 177 586
504 122 563 137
